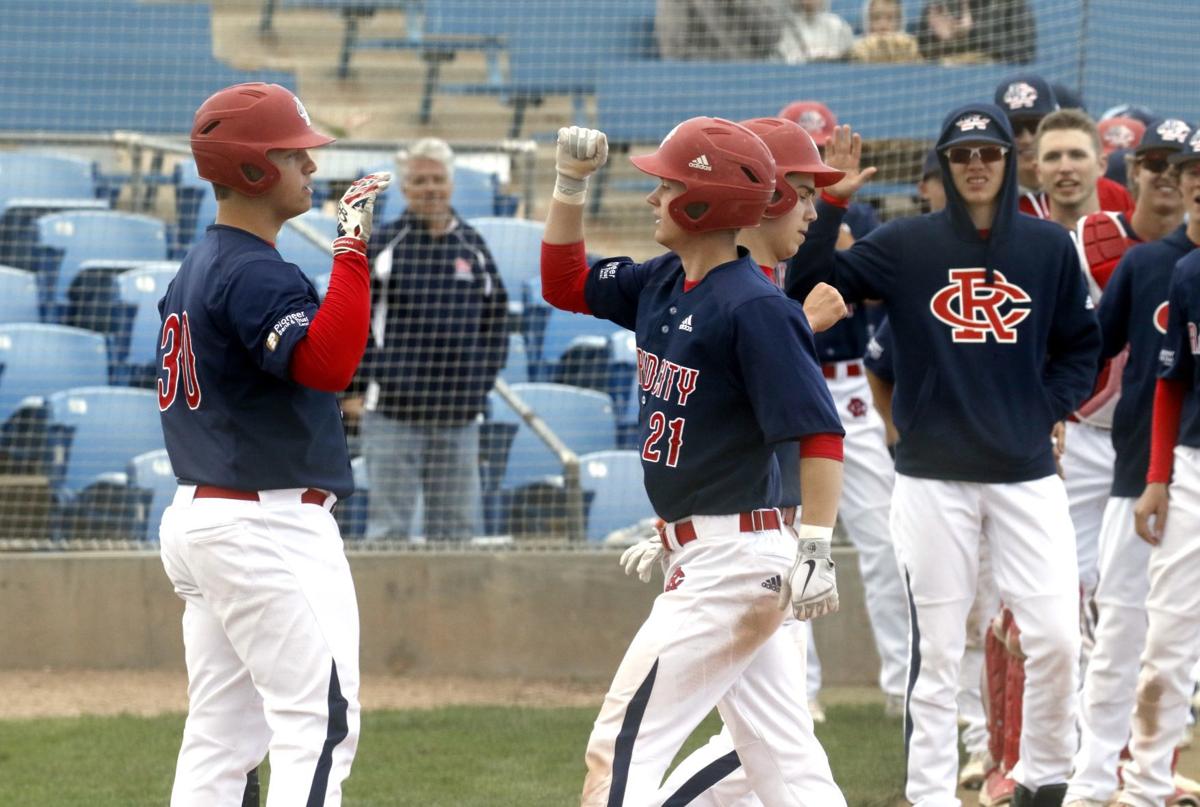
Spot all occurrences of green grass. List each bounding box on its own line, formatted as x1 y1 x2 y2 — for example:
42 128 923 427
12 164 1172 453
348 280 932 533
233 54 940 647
0 703 906 806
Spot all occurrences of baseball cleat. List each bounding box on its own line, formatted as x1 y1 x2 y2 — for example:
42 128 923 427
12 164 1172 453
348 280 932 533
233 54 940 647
979 768 1017 806
959 750 992 790
1169 788 1200 807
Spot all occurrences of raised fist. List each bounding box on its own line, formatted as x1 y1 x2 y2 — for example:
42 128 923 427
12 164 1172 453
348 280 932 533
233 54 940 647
334 171 391 256
556 126 609 180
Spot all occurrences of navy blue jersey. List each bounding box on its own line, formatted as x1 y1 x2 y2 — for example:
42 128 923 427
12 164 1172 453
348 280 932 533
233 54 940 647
787 104 1101 484
584 249 843 522
1157 249 1200 450
864 316 895 384
157 225 353 496
811 202 880 363
1100 226 1198 496
361 211 508 424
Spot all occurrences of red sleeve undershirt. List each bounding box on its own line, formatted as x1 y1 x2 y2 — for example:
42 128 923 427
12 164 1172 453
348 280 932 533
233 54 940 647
540 241 592 314
820 191 849 209
800 433 844 462
1147 377 1186 483
289 250 371 392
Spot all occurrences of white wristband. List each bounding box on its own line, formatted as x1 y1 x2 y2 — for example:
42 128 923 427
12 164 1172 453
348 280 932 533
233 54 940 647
553 173 588 205
796 523 834 542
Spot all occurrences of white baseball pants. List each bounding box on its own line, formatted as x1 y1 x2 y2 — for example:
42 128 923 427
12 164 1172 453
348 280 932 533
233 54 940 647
825 370 910 699
1062 420 1115 608
159 486 360 807
1119 447 1200 807
891 474 1080 807
1068 496 1148 803
581 515 844 807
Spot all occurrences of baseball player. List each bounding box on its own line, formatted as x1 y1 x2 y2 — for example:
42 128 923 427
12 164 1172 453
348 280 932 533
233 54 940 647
1071 129 1200 807
788 102 1102 807
156 82 389 806
779 98 912 721
993 74 1134 220
541 118 848 806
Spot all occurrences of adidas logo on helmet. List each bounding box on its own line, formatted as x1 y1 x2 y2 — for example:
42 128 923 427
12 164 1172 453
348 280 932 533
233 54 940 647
688 154 712 171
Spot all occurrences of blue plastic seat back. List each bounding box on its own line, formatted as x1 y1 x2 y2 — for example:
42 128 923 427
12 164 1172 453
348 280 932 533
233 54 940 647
115 263 180 367
47 386 163 495
0 266 41 325
487 382 616 489
579 449 653 541
276 222 334 284
0 323 109 424
466 217 543 301
499 333 529 384
36 211 168 308
0 152 96 209
127 448 176 542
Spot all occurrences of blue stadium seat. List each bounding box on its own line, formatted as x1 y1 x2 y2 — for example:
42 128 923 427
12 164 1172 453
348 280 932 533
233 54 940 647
34 211 169 319
126 448 176 543
45 386 164 497
536 307 625 381
579 449 653 541
0 324 109 424
174 159 219 252
486 382 616 490
608 329 640 447
499 332 529 384
115 262 180 369
466 217 543 314
277 222 334 282
0 266 42 325
0 152 97 209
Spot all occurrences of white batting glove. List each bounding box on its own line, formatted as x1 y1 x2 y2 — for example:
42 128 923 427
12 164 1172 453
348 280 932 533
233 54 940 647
333 171 392 257
554 126 609 205
619 536 664 583
779 524 839 620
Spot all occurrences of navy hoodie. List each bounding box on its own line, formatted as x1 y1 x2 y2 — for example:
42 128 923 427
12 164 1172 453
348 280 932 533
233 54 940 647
786 103 1101 483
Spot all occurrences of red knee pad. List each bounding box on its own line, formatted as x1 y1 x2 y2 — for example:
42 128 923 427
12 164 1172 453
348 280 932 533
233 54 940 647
985 609 1010 766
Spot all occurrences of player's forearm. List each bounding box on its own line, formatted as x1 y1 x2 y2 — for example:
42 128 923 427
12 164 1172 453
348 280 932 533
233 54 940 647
544 197 586 245
290 251 370 392
799 455 843 528
1147 377 1186 483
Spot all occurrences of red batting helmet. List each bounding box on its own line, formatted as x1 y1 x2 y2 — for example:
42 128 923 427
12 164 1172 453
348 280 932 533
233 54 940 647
190 83 334 197
629 117 775 233
740 117 845 217
1097 116 1146 155
778 100 837 146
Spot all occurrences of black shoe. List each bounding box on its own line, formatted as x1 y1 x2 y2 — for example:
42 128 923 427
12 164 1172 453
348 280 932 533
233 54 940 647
1011 783 1068 807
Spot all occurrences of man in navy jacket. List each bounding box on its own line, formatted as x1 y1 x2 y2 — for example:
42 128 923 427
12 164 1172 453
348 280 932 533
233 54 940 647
788 103 1101 807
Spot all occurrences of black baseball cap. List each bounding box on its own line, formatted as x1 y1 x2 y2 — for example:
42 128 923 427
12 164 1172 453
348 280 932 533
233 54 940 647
994 74 1059 121
1139 117 1194 156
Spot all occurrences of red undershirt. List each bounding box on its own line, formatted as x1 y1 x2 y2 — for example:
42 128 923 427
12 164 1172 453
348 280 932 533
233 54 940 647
289 249 371 392
1147 377 1186 483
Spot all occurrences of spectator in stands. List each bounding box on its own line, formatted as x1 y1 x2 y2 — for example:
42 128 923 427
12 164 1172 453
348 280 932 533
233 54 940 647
915 0 1036 65
850 0 920 63
654 0 790 60
777 0 855 62
344 138 508 542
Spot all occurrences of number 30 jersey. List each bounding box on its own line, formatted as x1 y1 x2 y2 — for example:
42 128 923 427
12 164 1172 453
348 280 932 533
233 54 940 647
585 248 842 522
157 225 353 497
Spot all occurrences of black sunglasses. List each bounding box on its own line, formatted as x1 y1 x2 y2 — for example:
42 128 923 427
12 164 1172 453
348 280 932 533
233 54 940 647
1012 119 1040 137
1137 155 1171 174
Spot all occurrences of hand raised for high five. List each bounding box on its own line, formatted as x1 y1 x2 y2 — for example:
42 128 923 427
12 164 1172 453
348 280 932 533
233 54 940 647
821 125 878 201
334 171 391 257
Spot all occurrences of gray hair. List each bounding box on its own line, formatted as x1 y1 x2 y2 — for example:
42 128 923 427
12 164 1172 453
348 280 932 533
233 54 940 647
396 137 454 182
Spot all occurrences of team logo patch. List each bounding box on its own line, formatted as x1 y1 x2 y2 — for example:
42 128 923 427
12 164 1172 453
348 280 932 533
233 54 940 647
956 114 992 133
1156 119 1192 144
1103 124 1137 150
454 256 473 278
761 574 782 593
266 331 279 352
1154 302 1169 335
688 154 713 172
665 566 685 592
930 268 1031 343
1002 82 1038 110
847 397 868 418
293 95 312 125
1187 129 1200 155
798 110 828 136
597 261 619 281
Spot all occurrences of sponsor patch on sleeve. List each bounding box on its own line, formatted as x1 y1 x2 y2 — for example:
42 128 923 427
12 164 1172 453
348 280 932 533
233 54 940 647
266 311 311 351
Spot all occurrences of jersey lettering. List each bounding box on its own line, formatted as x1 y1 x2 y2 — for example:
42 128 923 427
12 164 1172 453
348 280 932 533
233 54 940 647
930 268 1032 343
636 348 700 406
642 411 687 468
1190 322 1200 355
158 311 202 412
